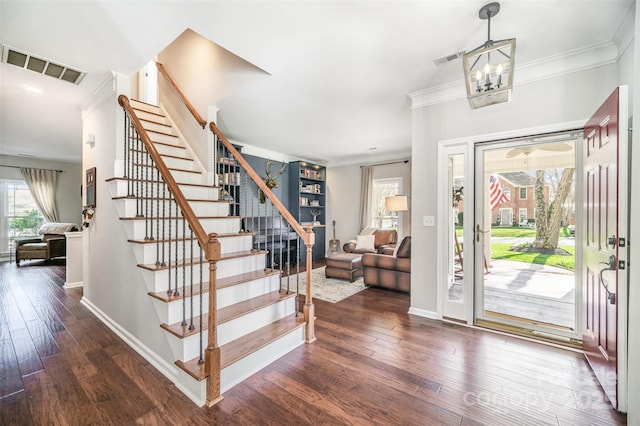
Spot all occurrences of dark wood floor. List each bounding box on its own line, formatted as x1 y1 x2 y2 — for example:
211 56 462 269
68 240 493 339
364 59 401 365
0 260 626 425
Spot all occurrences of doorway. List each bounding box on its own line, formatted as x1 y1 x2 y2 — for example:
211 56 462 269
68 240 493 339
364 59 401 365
474 133 580 339
442 130 582 340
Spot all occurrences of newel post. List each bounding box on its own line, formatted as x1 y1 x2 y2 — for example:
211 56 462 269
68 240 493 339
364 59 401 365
205 233 223 406
303 226 316 343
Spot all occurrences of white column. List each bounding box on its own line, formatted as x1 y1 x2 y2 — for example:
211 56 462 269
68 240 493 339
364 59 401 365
64 231 84 288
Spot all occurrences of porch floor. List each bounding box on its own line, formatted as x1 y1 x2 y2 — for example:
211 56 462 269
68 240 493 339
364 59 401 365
449 259 575 330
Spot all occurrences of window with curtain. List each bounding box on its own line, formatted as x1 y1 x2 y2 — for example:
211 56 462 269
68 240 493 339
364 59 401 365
371 177 402 229
1 179 45 253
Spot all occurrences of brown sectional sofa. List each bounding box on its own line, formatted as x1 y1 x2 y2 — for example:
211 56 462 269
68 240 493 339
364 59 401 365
343 229 398 254
362 236 411 292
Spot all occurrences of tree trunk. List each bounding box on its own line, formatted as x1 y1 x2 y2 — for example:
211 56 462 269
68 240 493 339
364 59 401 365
533 170 548 248
543 168 575 248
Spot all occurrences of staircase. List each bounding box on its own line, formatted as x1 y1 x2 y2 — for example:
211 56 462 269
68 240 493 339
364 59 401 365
109 98 310 405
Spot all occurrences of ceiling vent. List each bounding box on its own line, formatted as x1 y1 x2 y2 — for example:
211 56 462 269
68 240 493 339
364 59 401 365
433 50 467 67
2 45 85 84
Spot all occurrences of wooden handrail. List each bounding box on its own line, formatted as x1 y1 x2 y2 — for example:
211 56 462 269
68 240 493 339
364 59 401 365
119 95 209 251
156 62 207 129
209 121 312 246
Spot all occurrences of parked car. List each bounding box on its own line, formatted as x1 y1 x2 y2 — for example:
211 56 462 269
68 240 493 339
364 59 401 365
569 225 576 236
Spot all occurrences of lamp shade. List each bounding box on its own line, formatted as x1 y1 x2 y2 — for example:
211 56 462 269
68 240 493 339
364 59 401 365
386 195 408 212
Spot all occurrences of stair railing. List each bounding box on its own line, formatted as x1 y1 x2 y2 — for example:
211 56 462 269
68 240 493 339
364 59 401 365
156 62 207 129
118 95 223 406
209 122 316 345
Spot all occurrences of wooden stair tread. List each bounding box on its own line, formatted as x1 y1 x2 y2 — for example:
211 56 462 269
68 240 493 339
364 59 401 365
129 148 193 162
138 250 266 271
139 117 172 129
127 232 251 244
120 215 240 221
133 163 202 174
112 195 228 203
106 177 218 189
149 282 209 303
160 290 296 338
148 269 280 303
175 315 306 381
144 128 179 139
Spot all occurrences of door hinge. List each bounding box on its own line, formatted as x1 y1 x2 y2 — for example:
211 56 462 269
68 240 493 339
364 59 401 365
619 260 626 270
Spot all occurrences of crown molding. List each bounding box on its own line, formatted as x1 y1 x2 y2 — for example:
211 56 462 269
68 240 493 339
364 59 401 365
409 41 619 110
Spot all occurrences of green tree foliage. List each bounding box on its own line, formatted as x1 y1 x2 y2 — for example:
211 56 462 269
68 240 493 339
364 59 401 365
9 209 44 237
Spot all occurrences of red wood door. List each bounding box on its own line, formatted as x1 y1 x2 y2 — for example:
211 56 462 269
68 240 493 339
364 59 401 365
583 87 628 411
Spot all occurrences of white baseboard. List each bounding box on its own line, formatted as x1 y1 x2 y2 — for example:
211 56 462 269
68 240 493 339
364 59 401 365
408 306 440 320
79 296 192 398
64 281 84 289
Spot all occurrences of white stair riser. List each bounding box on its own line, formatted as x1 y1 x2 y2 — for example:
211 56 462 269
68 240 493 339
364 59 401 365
220 326 305 393
153 142 187 157
113 198 230 218
109 180 219 201
162 294 209 328
160 156 196 171
172 297 297 361
179 185 219 200
153 271 278 324
130 101 161 115
147 131 181 146
218 297 296 346
122 217 241 240
133 109 168 124
159 274 278 326
138 253 266 293
130 234 254 265
141 120 176 135
217 275 281 309
170 170 206 185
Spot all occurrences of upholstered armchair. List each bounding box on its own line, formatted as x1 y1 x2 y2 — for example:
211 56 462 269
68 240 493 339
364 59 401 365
362 236 411 292
343 229 398 254
15 223 79 266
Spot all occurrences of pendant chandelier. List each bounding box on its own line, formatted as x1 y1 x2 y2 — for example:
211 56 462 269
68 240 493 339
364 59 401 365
462 2 516 109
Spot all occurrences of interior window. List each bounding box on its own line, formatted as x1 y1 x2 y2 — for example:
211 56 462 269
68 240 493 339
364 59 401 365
371 177 402 229
1 180 44 254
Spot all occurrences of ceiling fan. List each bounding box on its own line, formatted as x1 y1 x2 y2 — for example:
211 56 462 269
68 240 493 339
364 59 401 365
506 143 572 158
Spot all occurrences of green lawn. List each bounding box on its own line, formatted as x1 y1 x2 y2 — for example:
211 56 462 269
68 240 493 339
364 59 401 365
455 225 576 271
491 243 575 271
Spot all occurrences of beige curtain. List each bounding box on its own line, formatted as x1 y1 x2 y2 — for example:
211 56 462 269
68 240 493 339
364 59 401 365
21 168 59 223
359 165 372 231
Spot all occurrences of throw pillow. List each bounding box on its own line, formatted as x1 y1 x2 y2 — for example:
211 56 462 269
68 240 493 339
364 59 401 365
355 234 376 253
359 227 377 236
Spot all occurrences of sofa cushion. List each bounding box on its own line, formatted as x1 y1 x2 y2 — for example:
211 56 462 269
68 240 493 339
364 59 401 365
362 253 411 274
396 236 411 258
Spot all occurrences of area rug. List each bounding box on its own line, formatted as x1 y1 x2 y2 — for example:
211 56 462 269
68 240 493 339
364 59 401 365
280 267 366 303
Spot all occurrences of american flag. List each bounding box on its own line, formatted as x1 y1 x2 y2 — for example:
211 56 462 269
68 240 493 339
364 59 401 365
489 175 509 210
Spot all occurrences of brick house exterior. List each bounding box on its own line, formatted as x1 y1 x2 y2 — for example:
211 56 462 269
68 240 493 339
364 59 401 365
453 172 550 226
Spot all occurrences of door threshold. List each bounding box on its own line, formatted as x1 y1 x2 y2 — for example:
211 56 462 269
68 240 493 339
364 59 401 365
475 319 582 350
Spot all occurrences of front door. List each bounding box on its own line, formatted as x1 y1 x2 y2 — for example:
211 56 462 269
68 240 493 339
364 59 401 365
582 86 629 412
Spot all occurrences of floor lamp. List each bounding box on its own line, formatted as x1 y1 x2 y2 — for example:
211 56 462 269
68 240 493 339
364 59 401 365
386 195 409 241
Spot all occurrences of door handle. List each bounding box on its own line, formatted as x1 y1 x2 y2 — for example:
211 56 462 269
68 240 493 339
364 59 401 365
476 224 489 242
599 255 617 304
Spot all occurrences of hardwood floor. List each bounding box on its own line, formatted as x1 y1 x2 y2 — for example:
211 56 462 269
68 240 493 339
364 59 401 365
0 260 626 425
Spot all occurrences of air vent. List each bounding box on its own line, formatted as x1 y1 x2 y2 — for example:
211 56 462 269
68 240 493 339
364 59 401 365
2 45 85 84
433 50 467 67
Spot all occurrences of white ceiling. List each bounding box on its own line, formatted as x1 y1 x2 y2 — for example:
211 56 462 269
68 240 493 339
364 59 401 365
0 1 634 166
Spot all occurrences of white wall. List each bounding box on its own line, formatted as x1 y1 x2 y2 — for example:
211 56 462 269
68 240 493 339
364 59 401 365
327 160 411 251
625 3 640 424
410 63 619 315
81 73 176 369
0 155 82 224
